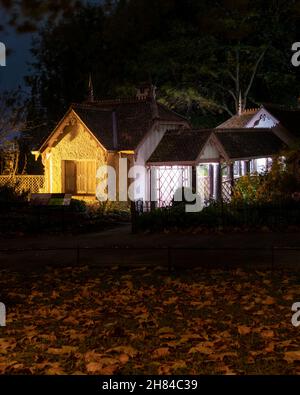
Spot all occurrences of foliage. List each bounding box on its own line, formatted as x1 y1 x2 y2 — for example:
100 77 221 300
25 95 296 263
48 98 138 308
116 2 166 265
0 90 26 143
0 181 29 203
90 201 130 220
0 0 82 33
69 199 87 213
0 89 43 175
26 0 300 127
232 156 300 204
1 263 300 374
172 186 197 208
134 198 300 233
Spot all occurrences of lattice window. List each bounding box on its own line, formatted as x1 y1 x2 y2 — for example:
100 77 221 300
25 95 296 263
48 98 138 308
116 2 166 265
156 166 190 207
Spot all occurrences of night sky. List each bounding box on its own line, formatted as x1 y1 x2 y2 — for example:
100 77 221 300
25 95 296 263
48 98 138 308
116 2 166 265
0 0 101 93
0 7 33 93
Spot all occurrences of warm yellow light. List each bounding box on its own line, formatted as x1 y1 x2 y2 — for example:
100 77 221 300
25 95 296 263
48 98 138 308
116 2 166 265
118 150 134 155
31 151 40 161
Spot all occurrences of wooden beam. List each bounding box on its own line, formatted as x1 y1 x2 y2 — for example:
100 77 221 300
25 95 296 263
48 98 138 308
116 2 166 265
208 164 214 200
191 166 197 192
214 163 222 202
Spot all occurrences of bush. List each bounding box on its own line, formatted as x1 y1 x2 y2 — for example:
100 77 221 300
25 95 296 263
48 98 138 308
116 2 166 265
69 199 87 212
232 156 300 205
172 186 197 208
0 181 29 204
134 199 300 232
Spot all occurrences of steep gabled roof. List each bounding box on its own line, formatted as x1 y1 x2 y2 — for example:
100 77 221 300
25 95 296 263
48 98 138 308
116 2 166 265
217 104 300 140
147 128 285 165
39 97 189 153
217 109 259 129
262 104 300 138
148 129 212 163
215 128 285 160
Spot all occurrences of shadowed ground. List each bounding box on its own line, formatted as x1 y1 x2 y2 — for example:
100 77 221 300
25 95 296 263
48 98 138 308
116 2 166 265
1 225 300 271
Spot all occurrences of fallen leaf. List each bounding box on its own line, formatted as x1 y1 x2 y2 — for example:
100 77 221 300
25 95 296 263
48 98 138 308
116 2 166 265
209 352 238 361
0 338 17 354
119 353 129 364
46 363 66 375
152 347 170 358
188 343 213 355
106 345 137 358
238 325 251 335
260 329 274 339
47 346 77 355
263 296 276 305
284 351 300 363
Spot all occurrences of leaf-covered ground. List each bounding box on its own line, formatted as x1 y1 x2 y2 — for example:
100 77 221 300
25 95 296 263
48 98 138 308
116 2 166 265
1 264 300 374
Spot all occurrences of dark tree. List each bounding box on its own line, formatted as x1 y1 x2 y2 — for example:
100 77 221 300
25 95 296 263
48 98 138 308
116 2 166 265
26 0 300 129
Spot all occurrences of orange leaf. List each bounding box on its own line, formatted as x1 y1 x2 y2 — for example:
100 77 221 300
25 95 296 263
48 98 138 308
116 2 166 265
238 325 251 335
153 348 170 358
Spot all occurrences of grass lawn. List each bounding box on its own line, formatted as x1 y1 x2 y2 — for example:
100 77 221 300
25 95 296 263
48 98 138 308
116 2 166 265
1 263 300 374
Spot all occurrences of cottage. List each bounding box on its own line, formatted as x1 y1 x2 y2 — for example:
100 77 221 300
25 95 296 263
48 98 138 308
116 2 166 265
34 90 300 208
145 104 300 207
33 85 189 199
147 128 285 207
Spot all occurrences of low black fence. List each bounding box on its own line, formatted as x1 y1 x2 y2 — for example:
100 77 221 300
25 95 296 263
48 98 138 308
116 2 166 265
131 200 300 233
1 245 300 272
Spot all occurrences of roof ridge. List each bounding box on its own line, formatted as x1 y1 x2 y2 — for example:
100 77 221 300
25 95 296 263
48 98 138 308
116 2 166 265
241 108 260 114
84 96 150 106
216 128 274 133
165 128 212 134
72 103 113 111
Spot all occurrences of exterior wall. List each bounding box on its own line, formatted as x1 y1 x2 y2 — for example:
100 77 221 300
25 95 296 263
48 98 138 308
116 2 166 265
135 123 186 165
198 140 220 161
245 108 294 146
43 120 107 194
246 108 278 128
135 122 189 201
107 151 135 202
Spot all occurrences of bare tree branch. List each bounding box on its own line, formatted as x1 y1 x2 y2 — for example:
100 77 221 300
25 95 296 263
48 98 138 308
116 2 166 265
243 47 267 109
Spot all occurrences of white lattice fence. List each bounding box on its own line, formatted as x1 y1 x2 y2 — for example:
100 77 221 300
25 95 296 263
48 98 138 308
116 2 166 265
0 175 45 194
222 180 232 203
197 175 210 202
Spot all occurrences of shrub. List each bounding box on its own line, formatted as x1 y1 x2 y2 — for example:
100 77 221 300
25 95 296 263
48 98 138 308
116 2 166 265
69 199 87 212
172 186 197 208
0 181 29 203
232 157 300 205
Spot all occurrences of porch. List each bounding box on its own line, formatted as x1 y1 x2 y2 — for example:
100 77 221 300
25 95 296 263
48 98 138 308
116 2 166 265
140 156 273 211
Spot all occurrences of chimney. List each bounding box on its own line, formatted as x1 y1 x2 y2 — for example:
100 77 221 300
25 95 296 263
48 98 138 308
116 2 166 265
136 82 151 100
112 110 118 150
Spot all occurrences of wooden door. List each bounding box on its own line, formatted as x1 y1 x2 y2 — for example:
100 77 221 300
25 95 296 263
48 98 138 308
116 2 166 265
64 160 76 194
76 161 96 194
86 161 96 194
76 161 87 194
